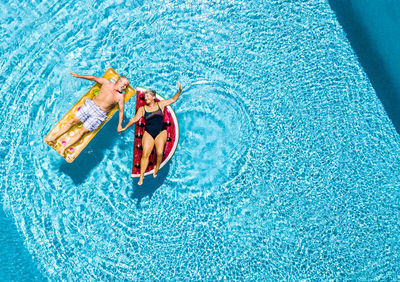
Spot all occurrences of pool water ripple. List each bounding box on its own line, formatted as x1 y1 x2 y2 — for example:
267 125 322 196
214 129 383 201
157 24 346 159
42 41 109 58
169 82 252 195
0 0 399 280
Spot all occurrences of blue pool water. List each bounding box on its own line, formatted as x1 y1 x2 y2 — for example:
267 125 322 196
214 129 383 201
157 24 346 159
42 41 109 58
329 0 400 133
1 0 399 280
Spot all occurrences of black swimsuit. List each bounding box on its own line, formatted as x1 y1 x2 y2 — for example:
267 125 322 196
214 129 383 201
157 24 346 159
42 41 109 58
144 103 165 139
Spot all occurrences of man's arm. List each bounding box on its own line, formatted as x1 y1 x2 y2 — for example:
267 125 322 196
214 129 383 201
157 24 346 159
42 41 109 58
117 98 125 133
70 72 109 85
159 82 182 107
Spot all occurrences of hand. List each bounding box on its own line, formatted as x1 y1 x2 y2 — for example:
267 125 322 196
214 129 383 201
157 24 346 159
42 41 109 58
177 81 182 91
71 72 80 78
117 125 124 133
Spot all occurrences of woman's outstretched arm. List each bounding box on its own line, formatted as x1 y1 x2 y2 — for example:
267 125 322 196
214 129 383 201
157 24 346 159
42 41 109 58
160 82 182 107
120 107 144 132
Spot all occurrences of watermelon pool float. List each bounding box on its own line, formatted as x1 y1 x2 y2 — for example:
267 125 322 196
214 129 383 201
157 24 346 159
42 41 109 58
131 87 179 177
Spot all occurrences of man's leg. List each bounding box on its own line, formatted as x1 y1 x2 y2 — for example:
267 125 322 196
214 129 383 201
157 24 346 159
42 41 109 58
60 126 89 156
153 130 167 178
139 131 155 185
45 114 81 143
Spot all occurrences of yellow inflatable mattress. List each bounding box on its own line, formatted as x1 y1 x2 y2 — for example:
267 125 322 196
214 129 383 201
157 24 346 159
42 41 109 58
44 68 135 163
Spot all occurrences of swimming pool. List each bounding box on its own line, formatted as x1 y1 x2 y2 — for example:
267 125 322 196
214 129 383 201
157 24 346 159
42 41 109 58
1 0 399 280
329 0 400 134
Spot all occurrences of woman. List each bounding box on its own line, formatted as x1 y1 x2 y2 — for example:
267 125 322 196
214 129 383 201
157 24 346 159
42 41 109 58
121 82 182 185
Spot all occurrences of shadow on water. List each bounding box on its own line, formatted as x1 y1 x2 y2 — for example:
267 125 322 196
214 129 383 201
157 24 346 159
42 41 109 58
328 0 400 134
129 162 170 208
0 208 45 281
59 115 120 184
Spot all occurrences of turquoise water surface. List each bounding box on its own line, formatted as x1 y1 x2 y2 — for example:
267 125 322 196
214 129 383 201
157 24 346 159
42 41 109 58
1 0 399 280
329 0 400 133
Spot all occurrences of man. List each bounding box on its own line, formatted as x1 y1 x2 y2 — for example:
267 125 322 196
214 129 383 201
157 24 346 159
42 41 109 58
45 72 129 156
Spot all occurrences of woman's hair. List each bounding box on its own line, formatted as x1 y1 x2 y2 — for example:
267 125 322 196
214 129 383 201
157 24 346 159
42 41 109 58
144 89 157 98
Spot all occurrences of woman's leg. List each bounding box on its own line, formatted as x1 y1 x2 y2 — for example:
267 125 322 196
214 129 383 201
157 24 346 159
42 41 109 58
153 130 167 177
138 131 155 185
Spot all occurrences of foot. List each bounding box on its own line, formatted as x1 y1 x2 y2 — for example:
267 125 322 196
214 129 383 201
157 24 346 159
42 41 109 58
60 146 67 157
44 135 57 144
138 177 143 185
153 169 158 178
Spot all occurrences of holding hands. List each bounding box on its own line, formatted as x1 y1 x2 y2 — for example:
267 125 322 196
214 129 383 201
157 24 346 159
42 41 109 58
117 124 124 133
118 81 182 133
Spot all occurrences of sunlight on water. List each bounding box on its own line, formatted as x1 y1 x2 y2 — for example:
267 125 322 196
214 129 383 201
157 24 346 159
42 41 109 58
0 0 399 280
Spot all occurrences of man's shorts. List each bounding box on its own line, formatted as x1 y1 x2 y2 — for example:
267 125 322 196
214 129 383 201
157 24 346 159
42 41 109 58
76 98 107 131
